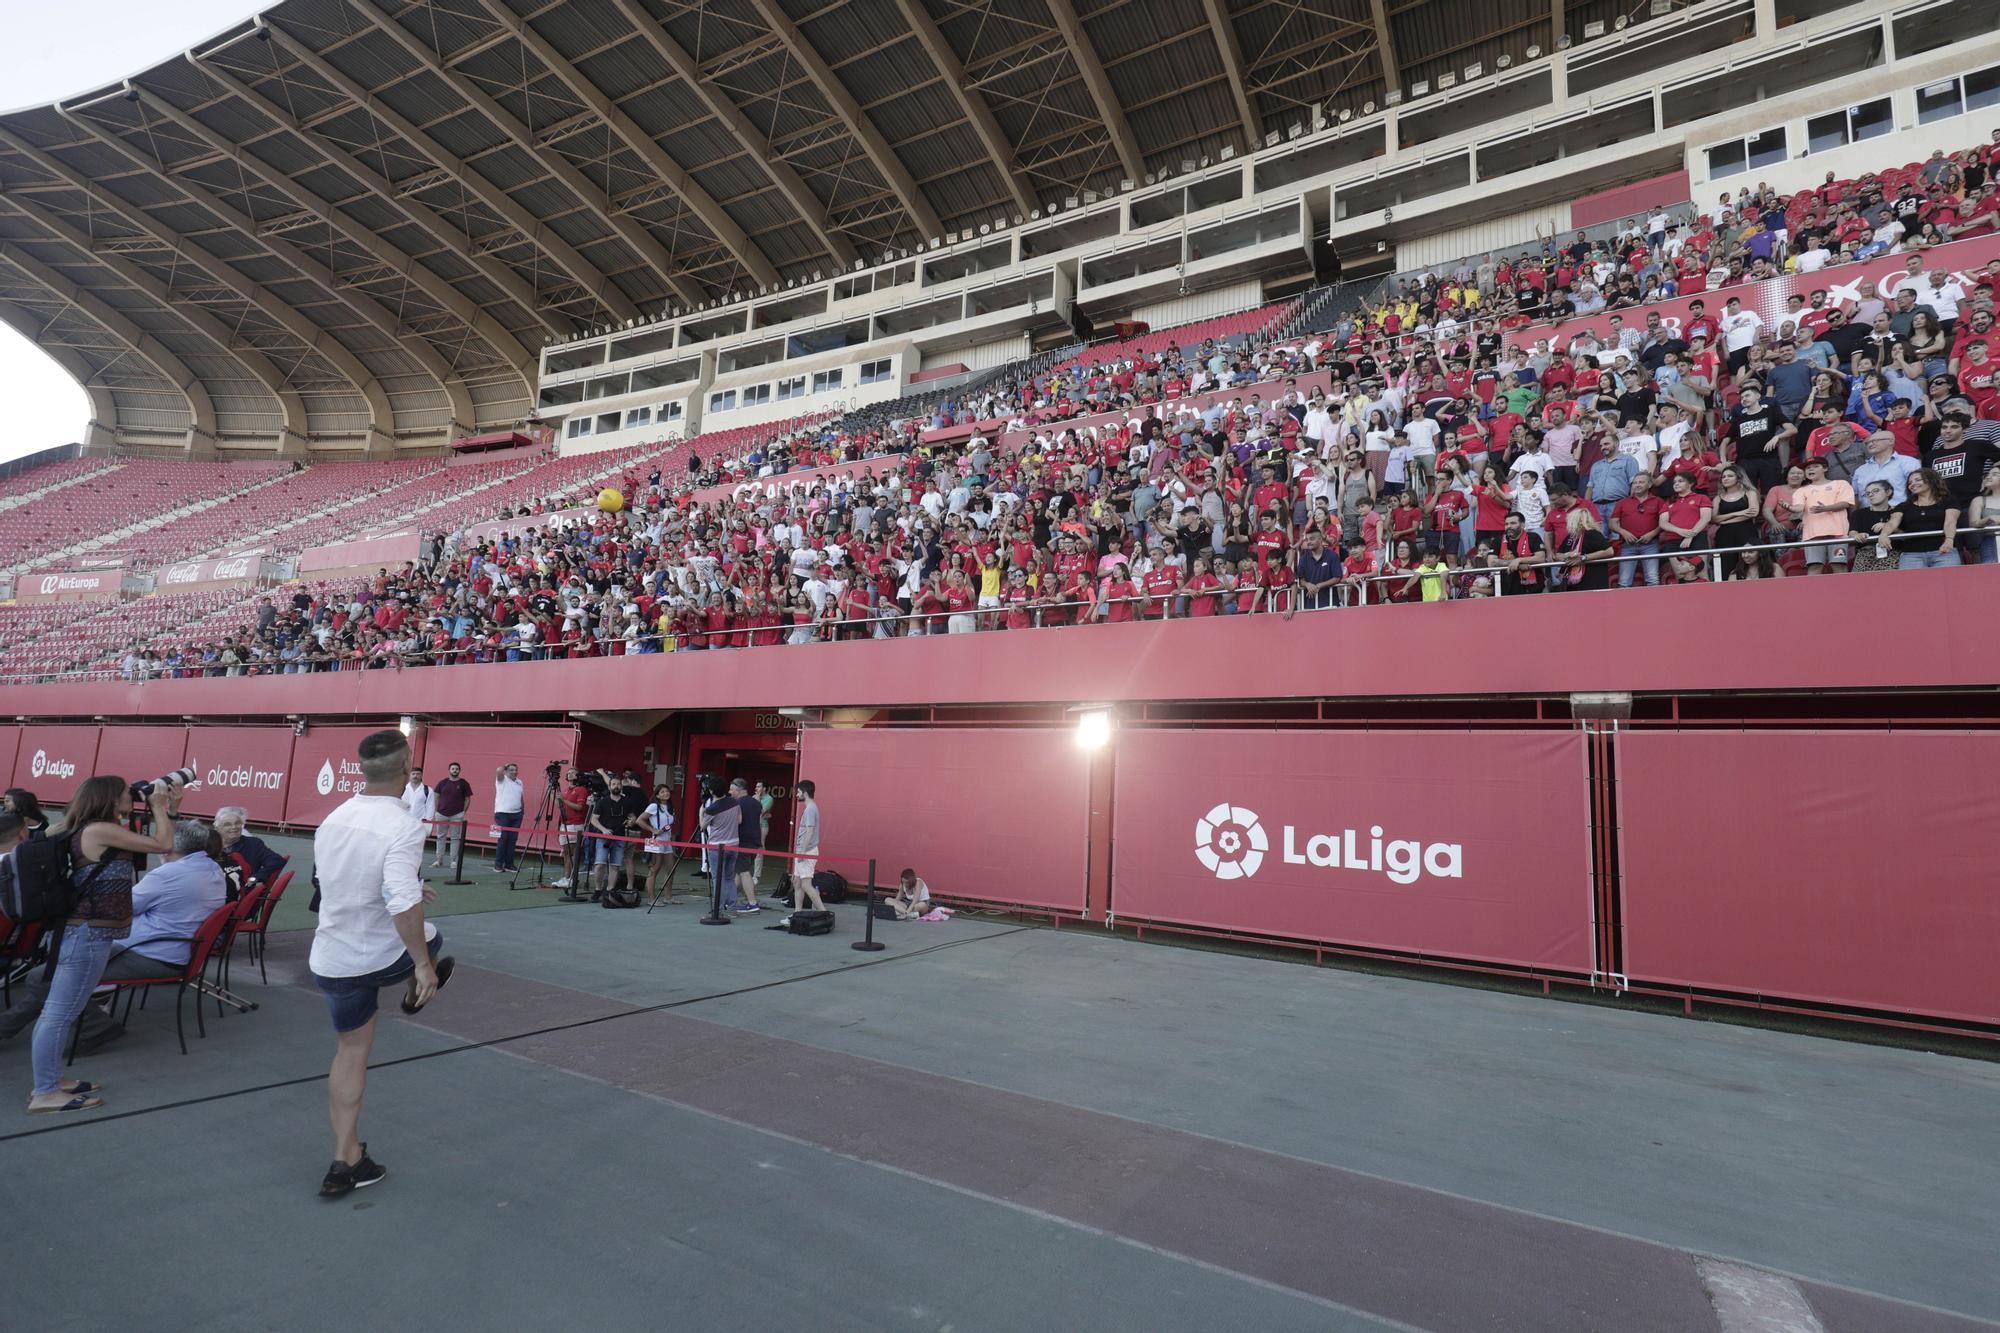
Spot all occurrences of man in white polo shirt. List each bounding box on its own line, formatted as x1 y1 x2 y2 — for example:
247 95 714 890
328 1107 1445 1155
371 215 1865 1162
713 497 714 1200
491 762 524 873
310 729 453 1199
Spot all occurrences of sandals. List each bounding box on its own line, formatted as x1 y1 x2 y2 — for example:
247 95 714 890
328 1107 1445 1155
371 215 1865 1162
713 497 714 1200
400 956 456 1014
60 1080 104 1096
28 1094 104 1115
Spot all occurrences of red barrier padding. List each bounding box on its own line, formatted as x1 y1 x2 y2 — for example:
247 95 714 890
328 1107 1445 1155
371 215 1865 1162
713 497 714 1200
11 725 103 802
1617 730 2000 1025
93 727 191 797
179 726 299 823
1110 729 1595 972
282 726 424 826
419 724 577 847
796 727 1090 911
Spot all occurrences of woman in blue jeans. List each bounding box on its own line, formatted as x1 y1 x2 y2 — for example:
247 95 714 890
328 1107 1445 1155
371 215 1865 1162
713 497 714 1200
28 775 179 1115
1878 467 1962 571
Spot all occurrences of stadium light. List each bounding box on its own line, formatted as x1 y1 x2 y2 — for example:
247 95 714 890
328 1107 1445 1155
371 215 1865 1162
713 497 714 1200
1073 708 1114 751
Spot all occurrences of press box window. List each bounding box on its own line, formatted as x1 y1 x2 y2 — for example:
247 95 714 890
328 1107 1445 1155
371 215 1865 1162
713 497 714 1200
1806 99 1892 154
859 358 893 385
777 376 806 401
812 369 843 393
708 389 736 412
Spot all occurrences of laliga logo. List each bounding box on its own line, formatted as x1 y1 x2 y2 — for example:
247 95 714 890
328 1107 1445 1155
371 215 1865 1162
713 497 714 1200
1195 802 1464 886
1195 803 1267 880
29 750 76 781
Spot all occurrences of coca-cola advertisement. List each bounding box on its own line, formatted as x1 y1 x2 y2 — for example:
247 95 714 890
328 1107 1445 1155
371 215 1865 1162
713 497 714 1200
154 550 267 592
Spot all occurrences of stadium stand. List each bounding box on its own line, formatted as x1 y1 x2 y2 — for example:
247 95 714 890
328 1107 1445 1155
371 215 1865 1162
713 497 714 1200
4 137 1997 684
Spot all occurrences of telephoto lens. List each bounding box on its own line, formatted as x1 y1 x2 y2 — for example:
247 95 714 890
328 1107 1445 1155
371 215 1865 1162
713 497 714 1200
131 765 198 800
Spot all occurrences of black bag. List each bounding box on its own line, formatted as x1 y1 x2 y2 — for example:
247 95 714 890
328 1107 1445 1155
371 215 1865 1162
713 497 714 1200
786 909 835 936
811 869 849 904
3 835 105 923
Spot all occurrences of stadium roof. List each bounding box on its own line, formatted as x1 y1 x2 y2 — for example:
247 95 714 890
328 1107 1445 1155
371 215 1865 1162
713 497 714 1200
0 0 1577 451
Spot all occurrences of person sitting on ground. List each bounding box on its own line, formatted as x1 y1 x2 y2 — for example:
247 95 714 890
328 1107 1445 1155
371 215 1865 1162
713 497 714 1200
214 806 286 887
0 818 225 1052
889 867 933 920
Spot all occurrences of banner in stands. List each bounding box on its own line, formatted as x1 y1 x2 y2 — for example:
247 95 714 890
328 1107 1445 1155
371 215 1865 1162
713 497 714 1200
461 510 584 543
994 368 1337 454
692 460 899 508
795 727 1090 911
154 551 267 592
282 726 425 826
297 533 424 576
14 569 124 603
179 726 298 823
1617 730 1999 1026
420 725 578 849
1522 235 2000 360
11 725 103 802
1109 729 1594 972
93 727 191 795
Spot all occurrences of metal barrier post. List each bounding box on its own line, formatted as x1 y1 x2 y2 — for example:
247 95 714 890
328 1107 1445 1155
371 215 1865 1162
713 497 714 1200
445 823 471 886
852 858 885 952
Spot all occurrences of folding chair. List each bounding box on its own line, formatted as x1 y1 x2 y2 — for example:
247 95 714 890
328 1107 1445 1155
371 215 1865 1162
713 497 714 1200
69 902 236 1060
231 869 292 984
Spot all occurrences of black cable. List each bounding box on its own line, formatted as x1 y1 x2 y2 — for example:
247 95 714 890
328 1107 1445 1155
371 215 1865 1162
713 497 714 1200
0 923 1037 1143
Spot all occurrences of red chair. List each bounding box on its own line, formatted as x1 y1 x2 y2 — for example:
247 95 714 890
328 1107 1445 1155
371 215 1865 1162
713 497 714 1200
69 902 236 1060
232 869 292 984
1 911 45 1008
217 884 267 1001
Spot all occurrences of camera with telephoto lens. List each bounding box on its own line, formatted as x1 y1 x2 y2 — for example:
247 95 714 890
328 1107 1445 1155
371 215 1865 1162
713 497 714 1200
577 769 609 796
131 766 197 800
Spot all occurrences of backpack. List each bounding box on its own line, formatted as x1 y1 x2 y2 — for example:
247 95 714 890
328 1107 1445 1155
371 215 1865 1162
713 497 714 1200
812 869 849 903
3 835 107 923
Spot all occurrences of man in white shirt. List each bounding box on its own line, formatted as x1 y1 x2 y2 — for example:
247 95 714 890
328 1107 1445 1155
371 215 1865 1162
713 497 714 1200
402 768 433 827
492 763 525 873
1718 296 1763 373
311 729 451 1199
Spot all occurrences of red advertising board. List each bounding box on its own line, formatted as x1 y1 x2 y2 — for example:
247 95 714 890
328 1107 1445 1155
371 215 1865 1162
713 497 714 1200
0 726 18 793
93 727 190 794
795 727 1090 911
15 569 124 603
281 726 426 826
154 551 265 592
1617 730 1999 1025
180 727 299 823
420 725 577 847
11 725 103 801
297 533 424 575
1109 729 1595 972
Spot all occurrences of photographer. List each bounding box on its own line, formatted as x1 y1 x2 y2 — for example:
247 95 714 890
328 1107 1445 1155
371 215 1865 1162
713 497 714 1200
617 772 649 888
554 767 591 891
23 775 180 1115
584 771 627 901
699 779 747 912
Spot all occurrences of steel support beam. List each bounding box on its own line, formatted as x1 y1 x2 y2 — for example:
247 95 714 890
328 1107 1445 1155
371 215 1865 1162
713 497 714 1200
1370 0 1402 98
1043 0 1144 183
470 0 781 288
0 191 309 445
128 80 538 384
262 18 637 324
602 0 858 270
1202 0 1262 147
742 0 941 240
347 0 706 309
891 0 1036 217
0 241 216 453
0 123 391 443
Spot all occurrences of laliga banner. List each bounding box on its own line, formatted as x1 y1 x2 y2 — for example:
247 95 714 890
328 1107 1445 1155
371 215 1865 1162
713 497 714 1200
1110 729 1595 972
10 725 103 802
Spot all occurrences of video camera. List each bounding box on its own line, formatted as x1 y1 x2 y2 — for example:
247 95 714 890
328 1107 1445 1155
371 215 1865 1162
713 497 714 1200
131 766 197 801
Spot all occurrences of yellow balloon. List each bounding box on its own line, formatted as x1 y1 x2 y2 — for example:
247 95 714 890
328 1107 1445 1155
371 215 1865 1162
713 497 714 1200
596 487 625 513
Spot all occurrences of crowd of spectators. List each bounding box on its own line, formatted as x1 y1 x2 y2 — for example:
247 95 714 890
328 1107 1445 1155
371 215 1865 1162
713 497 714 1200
85 131 2000 677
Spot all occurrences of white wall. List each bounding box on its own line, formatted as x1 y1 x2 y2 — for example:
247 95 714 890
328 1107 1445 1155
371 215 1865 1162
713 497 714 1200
1132 279 1266 328
1395 209 1573 271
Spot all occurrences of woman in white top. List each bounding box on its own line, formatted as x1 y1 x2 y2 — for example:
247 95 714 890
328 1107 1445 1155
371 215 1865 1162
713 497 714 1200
639 786 677 905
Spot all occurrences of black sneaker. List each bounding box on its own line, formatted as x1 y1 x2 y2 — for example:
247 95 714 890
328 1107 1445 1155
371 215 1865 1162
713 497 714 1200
319 1145 388 1199
401 956 456 1014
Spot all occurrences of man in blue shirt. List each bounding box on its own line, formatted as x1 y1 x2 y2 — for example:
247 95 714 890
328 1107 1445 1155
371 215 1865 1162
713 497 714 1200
1585 449 1643 515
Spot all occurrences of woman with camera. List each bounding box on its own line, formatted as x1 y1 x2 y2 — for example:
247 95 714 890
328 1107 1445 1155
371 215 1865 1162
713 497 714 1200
27 775 180 1115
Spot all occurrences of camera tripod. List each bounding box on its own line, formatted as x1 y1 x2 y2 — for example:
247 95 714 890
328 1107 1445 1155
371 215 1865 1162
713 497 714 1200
509 776 564 894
